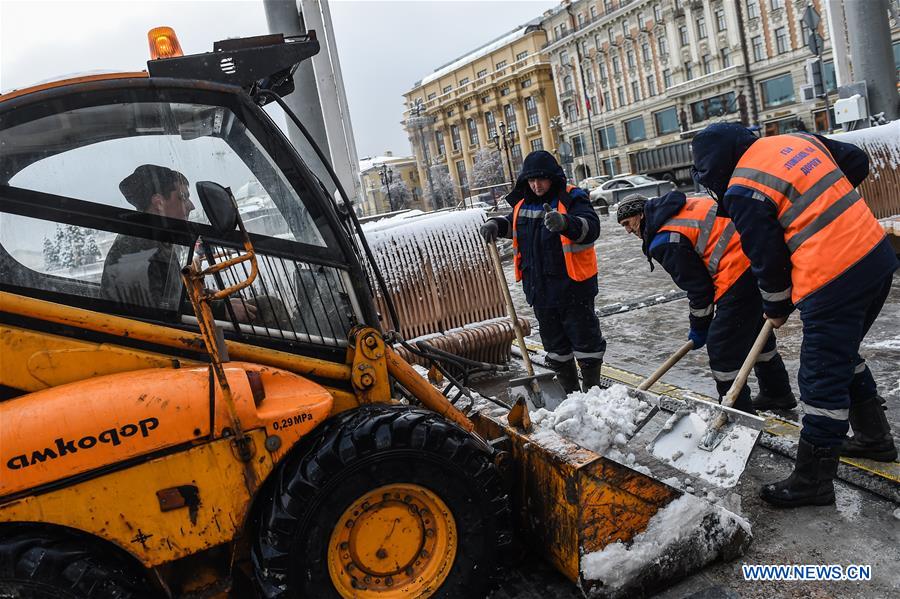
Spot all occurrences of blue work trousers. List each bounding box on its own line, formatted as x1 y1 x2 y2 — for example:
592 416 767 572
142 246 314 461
798 273 894 447
534 300 607 370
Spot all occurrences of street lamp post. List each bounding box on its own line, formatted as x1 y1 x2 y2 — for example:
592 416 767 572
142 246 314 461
492 121 517 188
378 163 395 212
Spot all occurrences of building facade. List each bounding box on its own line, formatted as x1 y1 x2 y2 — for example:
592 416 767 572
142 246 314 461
541 0 900 183
403 19 561 207
358 153 424 216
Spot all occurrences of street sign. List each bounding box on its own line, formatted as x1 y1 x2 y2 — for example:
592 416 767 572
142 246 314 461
802 4 820 31
806 31 823 55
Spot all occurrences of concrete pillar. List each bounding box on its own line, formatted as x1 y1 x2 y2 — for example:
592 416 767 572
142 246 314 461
535 92 554 154
825 0 851 88
844 0 899 121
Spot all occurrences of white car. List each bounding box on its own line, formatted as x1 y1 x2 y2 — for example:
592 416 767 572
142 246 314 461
589 174 669 206
577 176 609 192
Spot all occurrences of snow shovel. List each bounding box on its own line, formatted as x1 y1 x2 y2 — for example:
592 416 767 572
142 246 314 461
486 239 567 418
648 322 771 489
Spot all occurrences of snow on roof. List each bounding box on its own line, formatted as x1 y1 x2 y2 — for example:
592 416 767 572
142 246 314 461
358 155 414 173
829 121 900 175
416 18 542 88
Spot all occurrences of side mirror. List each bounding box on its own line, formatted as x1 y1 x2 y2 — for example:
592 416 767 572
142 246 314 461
196 181 239 235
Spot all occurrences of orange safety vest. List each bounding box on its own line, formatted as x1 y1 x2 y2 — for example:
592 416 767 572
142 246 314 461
511 185 598 282
658 196 750 302
729 133 885 303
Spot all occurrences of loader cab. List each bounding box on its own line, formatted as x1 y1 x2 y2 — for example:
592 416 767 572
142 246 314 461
0 72 379 363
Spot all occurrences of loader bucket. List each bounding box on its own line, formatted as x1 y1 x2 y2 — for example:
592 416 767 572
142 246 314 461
472 407 751 598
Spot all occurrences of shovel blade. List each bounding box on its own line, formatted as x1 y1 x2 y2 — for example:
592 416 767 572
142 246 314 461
509 371 568 411
648 402 764 489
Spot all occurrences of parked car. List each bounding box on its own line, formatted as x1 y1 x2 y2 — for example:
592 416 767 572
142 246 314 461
589 174 675 207
577 176 610 192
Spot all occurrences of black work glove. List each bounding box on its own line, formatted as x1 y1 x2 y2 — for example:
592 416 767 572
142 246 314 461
480 219 500 243
542 203 568 233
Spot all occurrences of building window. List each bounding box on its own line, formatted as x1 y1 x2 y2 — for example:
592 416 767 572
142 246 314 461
604 0 613 15
442 85 452 94
563 74 574 92
447 109 454 117
638 12 646 29
590 96 598 112
477 69 487 79
716 7 726 31
684 61 694 80
760 73 795 108
530 139 543 152
466 118 479 145
450 124 461 151
495 60 507 71
560 50 570 65
459 77 469 86
504 104 517 131
511 143 523 171
663 68 672 88
481 96 490 104
752 35 764 61
435 130 446 155
597 125 618 149
721 48 731 68
747 0 760 20
608 27 615 44
613 54 621 74
775 27 788 54
616 86 625 106
525 96 539 126
463 102 471 111
624 117 647 142
501 87 510 96
578 13 586 28
647 74 657 96
654 106 680 135
564 100 578 122
485 112 497 139
599 61 608 79
427 92 436 100
456 160 468 192
679 24 689 46
690 91 737 121
572 133 586 157
622 19 630 37
631 80 641 102
770 0 784 9
822 61 837 93
702 54 713 74
586 68 595 85
516 50 529 61
698 16 707 39
654 4 662 21
627 50 636 68
590 6 598 19
521 78 532 88
658 36 668 60
603 91 612 110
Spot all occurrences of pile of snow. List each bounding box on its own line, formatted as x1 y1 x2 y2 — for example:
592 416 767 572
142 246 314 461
581 493 751 597
830 121 900 177
530 384 652 457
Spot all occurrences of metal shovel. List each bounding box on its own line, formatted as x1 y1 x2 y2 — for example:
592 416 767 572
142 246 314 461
486 239 567 421
648 322 771 489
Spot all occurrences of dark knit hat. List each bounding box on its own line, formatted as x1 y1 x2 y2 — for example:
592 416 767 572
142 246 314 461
616 194 647 223
119 164 187 210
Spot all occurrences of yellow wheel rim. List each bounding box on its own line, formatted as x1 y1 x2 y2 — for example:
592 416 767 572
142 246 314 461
328 483 457 598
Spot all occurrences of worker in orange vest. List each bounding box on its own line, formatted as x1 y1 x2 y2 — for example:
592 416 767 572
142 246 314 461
480 151 605 393
692 123 898 508
616 192 794 414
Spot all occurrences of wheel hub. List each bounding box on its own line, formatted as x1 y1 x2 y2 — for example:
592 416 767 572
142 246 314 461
329 483 457 597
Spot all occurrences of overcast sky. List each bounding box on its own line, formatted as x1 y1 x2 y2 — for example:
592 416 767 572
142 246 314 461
0 0 558 158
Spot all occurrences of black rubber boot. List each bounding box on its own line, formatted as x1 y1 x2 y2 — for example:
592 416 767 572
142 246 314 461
553 360 580 395
841 396 898 462
753 390 798 411
760 438 839 507
579 361 604 392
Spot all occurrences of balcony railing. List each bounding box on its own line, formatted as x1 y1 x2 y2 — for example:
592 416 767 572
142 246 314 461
665 64 744 98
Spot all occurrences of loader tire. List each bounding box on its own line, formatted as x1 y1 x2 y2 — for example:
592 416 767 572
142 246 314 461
253 405 511 599
0 531 149 599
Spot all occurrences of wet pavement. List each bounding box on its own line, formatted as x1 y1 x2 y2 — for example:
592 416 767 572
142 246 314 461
490 211 900 598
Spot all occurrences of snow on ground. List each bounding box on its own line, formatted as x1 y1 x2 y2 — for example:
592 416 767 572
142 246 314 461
580 492 751 596
530 384 652 456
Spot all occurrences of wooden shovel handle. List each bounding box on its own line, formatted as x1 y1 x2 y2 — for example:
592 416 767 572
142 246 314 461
487 239 534 377
638 340 694 390
722 319 775 409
